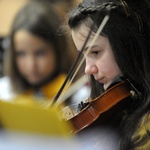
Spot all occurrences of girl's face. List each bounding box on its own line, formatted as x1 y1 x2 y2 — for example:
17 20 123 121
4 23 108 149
72 27 122 90
14 29 56 85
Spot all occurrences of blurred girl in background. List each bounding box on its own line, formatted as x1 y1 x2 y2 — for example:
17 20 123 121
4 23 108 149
0 0 78 104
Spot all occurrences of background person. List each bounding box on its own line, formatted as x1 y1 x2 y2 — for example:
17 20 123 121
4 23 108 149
0 0 78 105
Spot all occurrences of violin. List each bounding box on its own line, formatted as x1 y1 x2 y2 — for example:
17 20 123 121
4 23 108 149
62 78 137 134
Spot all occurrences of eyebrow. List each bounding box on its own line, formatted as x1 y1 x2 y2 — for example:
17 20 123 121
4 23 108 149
78 45 99 52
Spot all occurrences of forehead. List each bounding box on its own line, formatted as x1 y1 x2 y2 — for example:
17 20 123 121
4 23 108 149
71 25 92 49
14 29 52 50
71 26 109 51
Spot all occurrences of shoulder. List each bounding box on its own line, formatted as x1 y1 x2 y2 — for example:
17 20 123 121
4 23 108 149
0 76 15 100
132 113 150 150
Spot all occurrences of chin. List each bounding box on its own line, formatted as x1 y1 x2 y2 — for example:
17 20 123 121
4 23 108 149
104 83 110 90
28 79 42 85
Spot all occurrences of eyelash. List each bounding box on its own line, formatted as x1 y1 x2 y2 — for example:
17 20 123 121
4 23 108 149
91 51 100 55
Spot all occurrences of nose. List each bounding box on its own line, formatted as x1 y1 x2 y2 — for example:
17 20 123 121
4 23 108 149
26 56 36 70
85 58 98 75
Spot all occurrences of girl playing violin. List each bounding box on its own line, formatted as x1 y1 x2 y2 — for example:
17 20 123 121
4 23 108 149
0 1 77 103
67 0 150 149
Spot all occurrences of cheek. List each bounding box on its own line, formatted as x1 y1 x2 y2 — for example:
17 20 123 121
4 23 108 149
97 52 121 76
39 55 56 73
16 58 26 70
106 58 122 77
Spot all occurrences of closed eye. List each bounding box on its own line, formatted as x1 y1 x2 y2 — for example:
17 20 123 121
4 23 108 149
15 51 26 57
91 51 100 55
35 50 46 56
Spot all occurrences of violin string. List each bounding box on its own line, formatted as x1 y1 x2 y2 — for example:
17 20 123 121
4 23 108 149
53 14 110 108
53 75 88 107
51 18 94 105
44 75 88 108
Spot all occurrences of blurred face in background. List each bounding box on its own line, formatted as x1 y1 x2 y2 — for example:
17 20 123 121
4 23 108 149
14 29 56 85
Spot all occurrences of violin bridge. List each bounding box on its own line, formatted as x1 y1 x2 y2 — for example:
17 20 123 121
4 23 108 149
61 106 75 121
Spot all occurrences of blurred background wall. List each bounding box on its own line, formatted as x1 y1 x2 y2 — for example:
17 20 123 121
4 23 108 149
0 0 28 36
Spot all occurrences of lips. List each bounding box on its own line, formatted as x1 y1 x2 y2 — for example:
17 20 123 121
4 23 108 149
95 77 105 83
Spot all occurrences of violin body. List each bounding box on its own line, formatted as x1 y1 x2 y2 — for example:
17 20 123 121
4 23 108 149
65 80 134 134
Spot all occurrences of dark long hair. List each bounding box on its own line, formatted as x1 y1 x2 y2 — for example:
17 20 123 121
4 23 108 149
4 1 76 93
68 0 150 149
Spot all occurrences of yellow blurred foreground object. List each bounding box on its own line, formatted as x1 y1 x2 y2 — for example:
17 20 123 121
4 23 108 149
0 100 72 136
